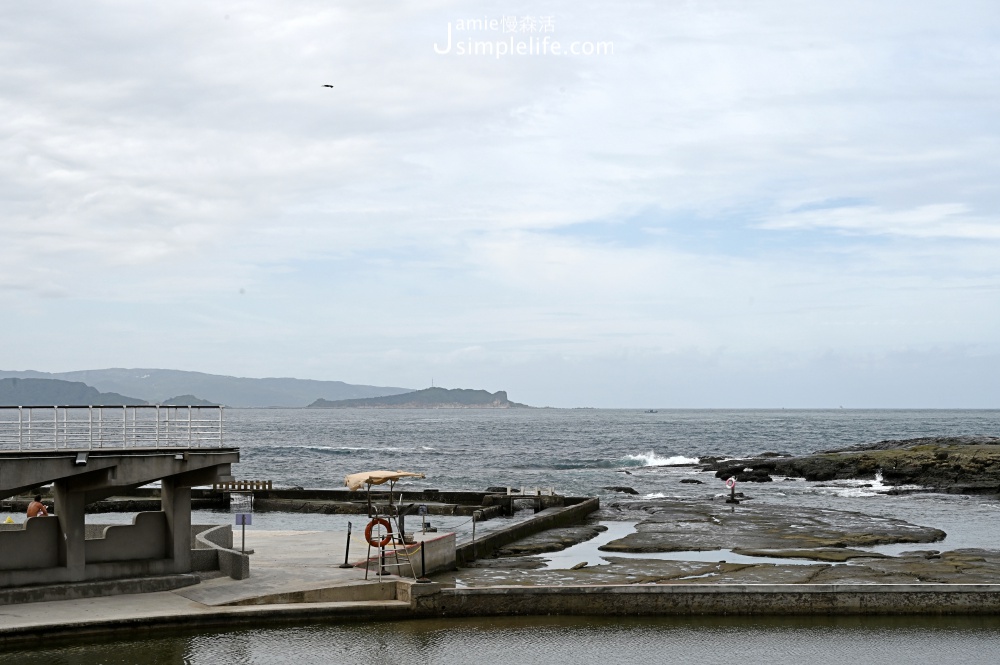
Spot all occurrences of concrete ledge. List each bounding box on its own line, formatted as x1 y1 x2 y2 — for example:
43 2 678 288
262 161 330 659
0 600 414 648
195 523 234 550
0 517 60 571
357 533 457 577
6 582 1000 647
218 549 250 580
190 549 218 572
195 524 249 580
228 581 398 606
456 497 600 565
85 512 168 563
0 574 200 607
421 583 1000 616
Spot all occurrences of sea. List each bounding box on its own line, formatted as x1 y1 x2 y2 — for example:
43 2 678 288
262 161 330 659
219 408 1000 549
11 408 1000 664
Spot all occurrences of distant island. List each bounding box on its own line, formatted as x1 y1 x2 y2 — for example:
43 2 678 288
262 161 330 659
0 370 525 409
0 377 147 406
308 387 528 409
0 377 217 407
0 368 411 408
161 394 219 406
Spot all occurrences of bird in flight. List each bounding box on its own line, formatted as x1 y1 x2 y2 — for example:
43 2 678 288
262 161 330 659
322 84 334 88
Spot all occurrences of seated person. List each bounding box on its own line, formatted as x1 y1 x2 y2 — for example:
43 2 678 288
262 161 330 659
27 495 49 518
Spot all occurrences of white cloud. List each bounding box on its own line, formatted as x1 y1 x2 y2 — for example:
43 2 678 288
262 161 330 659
760 203 1000 239
1 0 998 405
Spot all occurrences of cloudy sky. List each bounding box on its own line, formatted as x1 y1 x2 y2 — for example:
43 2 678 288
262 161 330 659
2 1 998 407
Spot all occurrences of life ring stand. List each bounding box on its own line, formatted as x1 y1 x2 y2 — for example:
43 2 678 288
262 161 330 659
365 517 393 547
725 477 737 489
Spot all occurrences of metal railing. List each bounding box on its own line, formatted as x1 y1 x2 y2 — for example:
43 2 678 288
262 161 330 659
0 405 224 451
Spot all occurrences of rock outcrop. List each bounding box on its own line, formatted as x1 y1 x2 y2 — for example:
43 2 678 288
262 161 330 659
704 436 1000 494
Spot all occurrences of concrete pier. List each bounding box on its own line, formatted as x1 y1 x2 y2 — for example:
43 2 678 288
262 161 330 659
0 447 238 587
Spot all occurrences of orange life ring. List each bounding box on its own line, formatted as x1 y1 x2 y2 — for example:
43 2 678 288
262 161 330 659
364 518 393 547
725 477 737 489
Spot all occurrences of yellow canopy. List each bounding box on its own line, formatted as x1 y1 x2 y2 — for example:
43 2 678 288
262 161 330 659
344 470 426 491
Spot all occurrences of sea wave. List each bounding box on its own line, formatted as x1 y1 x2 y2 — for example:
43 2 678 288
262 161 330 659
511 451 701 470
620 451 700 468
511 459 621 470
295 445 440 455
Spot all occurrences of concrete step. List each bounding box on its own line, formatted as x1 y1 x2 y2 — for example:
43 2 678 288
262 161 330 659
224 580 400 606
0 573 200 606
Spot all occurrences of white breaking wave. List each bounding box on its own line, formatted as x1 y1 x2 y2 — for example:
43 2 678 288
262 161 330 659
623 450 699 467
820 469 925 498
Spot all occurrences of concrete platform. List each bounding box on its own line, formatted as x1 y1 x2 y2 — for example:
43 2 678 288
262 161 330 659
9 525 1000 648
179 529 381 606
0 528 428 644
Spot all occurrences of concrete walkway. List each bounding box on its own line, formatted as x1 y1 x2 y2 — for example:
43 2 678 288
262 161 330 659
0 529 420 642
182 530 373 606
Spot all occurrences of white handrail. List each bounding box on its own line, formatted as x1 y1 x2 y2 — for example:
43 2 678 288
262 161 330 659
0 405 225 450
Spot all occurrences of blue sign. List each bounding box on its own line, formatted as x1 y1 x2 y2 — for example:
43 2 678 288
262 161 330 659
235 513 252 526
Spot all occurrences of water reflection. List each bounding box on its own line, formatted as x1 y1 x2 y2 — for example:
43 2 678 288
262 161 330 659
8 615 1000 665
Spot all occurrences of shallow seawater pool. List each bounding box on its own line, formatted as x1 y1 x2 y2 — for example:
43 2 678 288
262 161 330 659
542 521 826 568
9 615 1000 665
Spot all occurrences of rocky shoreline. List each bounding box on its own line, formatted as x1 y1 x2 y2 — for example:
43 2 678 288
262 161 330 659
703 436 1000 494
446 497 1000 587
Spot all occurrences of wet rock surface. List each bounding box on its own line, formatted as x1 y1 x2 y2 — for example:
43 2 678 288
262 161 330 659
494 523 608 557
705 436 1000 494
602 486 639 495
597 500 944 553
730 547 885 562
440 548 1000 587
438 497 1000 587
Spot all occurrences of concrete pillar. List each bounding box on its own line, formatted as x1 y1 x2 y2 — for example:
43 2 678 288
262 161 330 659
52 480 86 581
161 479 191 571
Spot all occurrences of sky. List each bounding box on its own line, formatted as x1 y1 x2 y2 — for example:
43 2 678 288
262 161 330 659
1 0 998 408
